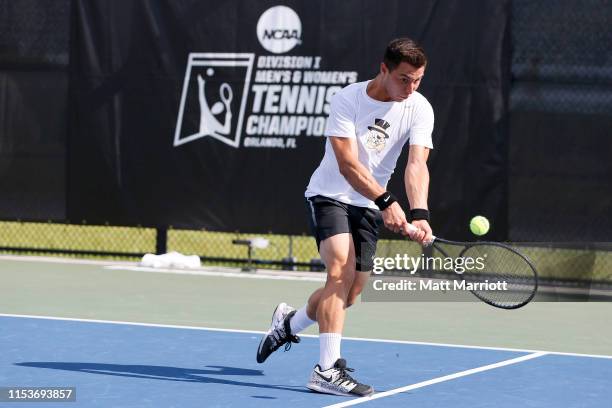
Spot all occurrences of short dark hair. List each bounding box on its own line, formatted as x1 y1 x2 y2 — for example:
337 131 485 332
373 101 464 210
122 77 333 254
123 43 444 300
383 38 427 71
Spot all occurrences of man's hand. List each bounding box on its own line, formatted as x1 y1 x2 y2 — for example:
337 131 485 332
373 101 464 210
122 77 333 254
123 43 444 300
408 219 433 245
381 202 411 235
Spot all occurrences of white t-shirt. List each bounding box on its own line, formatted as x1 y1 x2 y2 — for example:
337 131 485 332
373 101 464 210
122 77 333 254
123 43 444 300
305 80 434 209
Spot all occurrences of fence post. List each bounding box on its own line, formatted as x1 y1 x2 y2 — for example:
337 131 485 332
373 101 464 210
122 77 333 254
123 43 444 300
156 226 168 254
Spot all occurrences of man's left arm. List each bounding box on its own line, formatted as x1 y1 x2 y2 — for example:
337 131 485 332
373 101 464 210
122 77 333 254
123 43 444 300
404 145 433 244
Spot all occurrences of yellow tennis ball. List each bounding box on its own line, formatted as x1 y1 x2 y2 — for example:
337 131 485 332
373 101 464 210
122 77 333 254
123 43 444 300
470 216 490 236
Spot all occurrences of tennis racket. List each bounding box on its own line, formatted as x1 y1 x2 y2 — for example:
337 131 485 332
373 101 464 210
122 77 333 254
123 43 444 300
407 224 538 309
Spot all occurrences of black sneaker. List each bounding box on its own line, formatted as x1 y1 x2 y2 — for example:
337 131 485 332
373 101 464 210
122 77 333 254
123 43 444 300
307 358 374 397
256 303 300 363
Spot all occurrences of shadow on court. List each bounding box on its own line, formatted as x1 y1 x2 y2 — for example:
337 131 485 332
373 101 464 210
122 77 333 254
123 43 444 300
15 362 311 394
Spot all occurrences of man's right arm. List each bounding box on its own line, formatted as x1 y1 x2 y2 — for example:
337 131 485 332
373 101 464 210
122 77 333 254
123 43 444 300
329 136 384 200
329 136 410 236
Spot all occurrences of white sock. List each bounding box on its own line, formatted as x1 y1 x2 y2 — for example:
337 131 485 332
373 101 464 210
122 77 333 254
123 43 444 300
289 305 316 334
319 332 342 370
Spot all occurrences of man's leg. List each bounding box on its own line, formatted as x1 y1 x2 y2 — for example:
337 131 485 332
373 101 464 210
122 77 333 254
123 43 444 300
317 232 356 333
292 257 370 335
287 289 320 335
346 271 370 307
293 203 379 336
262 265 369 360
256 196 351 364
255 234 354 366
290 197 353 335
305 233 373 396
315 233 355 370
287 233 356 369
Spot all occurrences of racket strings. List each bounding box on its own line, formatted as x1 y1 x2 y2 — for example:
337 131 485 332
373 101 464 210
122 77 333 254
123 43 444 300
460 245 537 307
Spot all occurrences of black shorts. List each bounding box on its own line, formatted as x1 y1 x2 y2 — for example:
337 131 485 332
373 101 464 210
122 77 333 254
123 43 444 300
305 195 382 272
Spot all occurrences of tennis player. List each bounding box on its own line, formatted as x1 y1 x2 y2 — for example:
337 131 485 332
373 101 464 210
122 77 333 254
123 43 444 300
256 38 434 397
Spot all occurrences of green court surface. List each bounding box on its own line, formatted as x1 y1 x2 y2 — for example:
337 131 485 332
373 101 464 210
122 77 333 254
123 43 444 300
1 256 611 357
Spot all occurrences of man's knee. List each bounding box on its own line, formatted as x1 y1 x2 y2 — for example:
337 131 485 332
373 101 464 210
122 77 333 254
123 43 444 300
325 263 356 291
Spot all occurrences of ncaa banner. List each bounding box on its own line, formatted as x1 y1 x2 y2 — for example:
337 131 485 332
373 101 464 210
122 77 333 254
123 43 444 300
172 6 357 151
69 0 509 239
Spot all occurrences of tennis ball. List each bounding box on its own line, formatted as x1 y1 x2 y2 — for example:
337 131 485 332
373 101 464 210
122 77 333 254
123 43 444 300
469 216 490 236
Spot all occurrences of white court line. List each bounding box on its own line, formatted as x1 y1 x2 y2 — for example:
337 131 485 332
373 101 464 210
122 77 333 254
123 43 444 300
322 352 548 408
1 313 611 360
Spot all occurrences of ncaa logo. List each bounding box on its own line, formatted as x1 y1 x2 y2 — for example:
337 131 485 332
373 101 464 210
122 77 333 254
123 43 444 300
256 6 302 54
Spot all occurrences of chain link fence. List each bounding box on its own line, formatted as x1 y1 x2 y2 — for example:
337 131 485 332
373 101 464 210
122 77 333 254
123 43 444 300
1 221 611 289
0 221 324 271
0 221 155 259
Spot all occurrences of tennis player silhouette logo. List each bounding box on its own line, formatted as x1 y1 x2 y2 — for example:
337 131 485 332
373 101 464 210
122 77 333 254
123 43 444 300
365 118 391 152
174 53 254 148
196 70 233 138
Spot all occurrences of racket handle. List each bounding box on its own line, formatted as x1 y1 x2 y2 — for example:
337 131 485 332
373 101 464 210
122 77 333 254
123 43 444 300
406 223 436 245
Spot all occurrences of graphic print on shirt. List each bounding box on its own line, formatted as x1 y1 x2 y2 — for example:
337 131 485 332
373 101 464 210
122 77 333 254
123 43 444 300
365 118 391 152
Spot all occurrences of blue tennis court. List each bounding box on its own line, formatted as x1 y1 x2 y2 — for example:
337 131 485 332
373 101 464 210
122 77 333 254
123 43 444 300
2 314 610 407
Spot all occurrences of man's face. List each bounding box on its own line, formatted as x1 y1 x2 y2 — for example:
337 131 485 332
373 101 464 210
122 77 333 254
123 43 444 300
380 62 425 102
